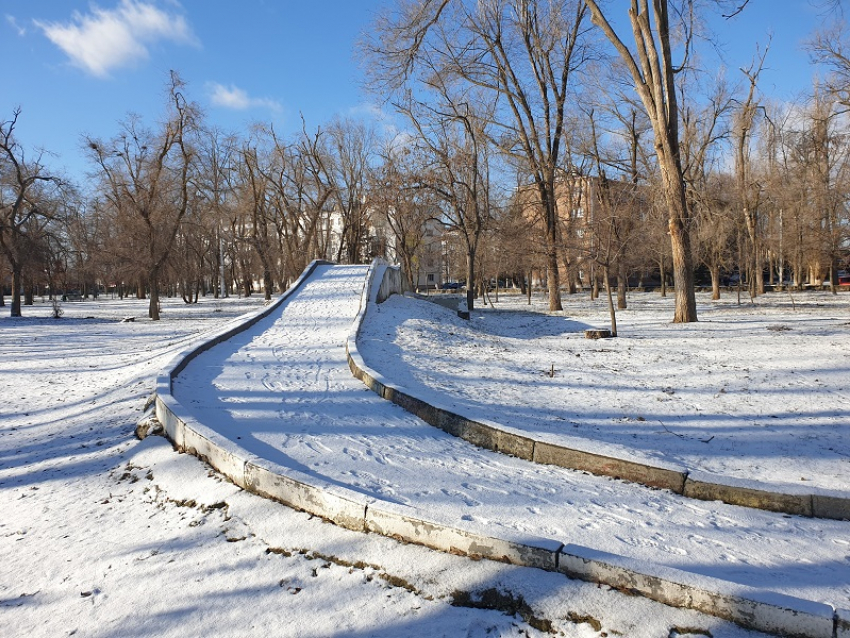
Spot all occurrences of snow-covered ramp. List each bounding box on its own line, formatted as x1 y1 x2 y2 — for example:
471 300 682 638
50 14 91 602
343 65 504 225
154 263 849 638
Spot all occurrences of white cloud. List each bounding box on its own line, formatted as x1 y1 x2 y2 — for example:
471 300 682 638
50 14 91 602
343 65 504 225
6 15 27 36
346 102 387 121
35 0 196 78
207 82 281 112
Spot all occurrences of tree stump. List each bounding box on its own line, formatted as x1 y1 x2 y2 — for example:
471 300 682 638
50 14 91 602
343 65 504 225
584 329 612 339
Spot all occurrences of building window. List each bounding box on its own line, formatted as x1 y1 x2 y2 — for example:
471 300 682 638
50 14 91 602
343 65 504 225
427 273 435 283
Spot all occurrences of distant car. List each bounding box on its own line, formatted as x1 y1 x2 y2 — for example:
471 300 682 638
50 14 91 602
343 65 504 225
440 282 460 290
838 271 850 286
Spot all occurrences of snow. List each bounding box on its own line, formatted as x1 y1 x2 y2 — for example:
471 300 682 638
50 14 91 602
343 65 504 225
0 274 844 637
364 290 850 494
166 265 846 607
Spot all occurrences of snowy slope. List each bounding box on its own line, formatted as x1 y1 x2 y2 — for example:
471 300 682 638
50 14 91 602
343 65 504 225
4 293 771 637
360 291 850 493
169 267 850 610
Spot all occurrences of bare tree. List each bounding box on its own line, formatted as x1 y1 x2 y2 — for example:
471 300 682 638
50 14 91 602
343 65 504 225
732 47 769 296
371 139 437 290
811 21 850 109
366 0 590 311
584 0 702 322
195 128 240 298
398 90 491 312
237 141 277 300
258 125 334 285
694 171 735 299
0 108 65 317
86 73 197 320
327 118 375 264
675 69 735 299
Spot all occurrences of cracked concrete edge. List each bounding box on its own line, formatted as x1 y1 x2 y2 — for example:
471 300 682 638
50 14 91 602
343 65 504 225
558 544 836 638
154 260 841 638
365 499 562 572
346 263 850 523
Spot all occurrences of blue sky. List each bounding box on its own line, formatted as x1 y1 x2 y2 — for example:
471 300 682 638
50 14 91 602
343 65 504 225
0 1 836 182
2 0 383 180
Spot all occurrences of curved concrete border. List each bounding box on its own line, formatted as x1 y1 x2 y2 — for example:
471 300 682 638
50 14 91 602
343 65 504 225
154 260 847 638
346 271 850 522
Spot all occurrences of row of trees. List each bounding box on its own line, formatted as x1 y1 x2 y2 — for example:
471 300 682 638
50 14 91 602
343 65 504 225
1 73 384 319
365 0 850 319
3 2 850 322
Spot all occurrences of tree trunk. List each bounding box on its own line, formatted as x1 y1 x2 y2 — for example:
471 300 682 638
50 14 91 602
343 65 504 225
663 165 698 322
669 214 697 322
148 269 161 320
542 188 563 311
466 251 475 313
710 266 721 300
604 266 618 337
24 279 34 306
545 234 562 311
590 264 599 300
10 264 22 317
745 210 764 297
263 269 273 302
617 259 628 310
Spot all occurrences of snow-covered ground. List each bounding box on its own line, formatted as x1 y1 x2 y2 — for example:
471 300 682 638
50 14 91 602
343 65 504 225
363 288 850 493
3 291 772 638
163 266 848 613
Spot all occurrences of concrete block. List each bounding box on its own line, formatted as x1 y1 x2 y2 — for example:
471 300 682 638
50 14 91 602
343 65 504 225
180 422 250 489
533 440 687 493
462 420 501 452
245 459 368 533
366 502 560 571
432 408 466 438
390 387 432 423
684 472 813 517
361 369 386 397
155 395 185 449
462 421 534 461
558 544 835 638
812 493 850 520
493 429 535 461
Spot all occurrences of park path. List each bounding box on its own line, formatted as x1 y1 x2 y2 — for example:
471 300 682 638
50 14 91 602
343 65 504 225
172 264 850 609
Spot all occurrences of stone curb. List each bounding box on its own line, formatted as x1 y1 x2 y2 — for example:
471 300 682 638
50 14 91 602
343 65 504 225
346 272 850 522
154 261 845 638
557 544 838 638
